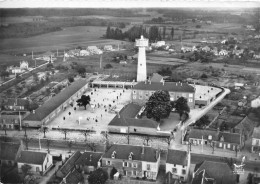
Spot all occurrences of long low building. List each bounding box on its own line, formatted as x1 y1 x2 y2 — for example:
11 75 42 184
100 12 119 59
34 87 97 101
23 79 89 127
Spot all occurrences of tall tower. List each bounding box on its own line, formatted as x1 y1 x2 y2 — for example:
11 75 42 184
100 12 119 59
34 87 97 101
136 35 148 82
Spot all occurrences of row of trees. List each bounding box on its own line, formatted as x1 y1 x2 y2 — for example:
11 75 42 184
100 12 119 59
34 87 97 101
105 25 175 42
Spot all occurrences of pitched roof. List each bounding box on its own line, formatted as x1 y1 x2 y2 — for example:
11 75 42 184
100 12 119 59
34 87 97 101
64 169 83 184
133 82 195 93
252 127 260 139
17 151 47 165
23 79 87 122
108 103 158 129
188 129 219 141
103 144 158 162
75 152 103 167
0 141 21 161
166 149 188 166
4 98 29 107
58 151 82 178
219 132 241 144
191 169 215 184
150 73 164 83
194 161 236 184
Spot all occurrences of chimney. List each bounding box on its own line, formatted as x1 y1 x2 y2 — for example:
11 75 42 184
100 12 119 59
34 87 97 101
142 144 145 154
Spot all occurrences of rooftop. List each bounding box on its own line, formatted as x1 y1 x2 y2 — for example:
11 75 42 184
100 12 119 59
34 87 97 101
23 79 87 122
133 82 195 93
4 98 29 107
194 161 236 184
0 141 21 161
252 127 260 139
75 152 103 167
166 149 188 166
17 151 47 165
64 169 83 184
103 144 158 163
150 73 164 83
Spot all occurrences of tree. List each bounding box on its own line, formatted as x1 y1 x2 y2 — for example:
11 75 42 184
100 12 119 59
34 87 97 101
67 140 74 153
45 139 52 153
77 95 91 110
145 90 172 122
174 97 190 119
106 25 111 38
75 65 86 76
32 73 39 83
59 129 69 140
195 115 210 128
171 27 174 40
80 129 90 142
88 168 108 184
142 136 152 146
85 142 97 152
0 71 9 79
149 26 159 42
21 164 32 177
23 136 31 150
68 75 74 83
38 126 49 138
247 173 253 184
104 64 113 69
110 167 117 179
163 26 166 39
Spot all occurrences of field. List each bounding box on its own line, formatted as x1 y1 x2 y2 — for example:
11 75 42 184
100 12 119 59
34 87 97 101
0 26 128 54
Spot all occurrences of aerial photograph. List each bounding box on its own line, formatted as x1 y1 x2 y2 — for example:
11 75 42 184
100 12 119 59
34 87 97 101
0 0 260 183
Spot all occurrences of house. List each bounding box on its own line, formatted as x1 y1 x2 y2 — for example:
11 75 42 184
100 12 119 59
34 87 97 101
119 60 127 64
251 97 260 108
56 151 82 178
232 116 257 140
211 47 219 56
0 111 29 130
132 81 195 109
150 73 164 83
20 61 29 70
75 151 103 174
151 41 166 48
219 49 228 56
221 40 227 44
252 127 260 153
201 46 211 52
186 128 244 151
104 45 114 51
2 98 30 111
192 46 198 52
79 50 90 56
60 169 83 184
191 161 236 184
234 82 244 89
181 46 192 53
166 149 190 182
108 103 159 136
17 151 53 175
23 79 88 127
233 49 244 57
87 46 103 55
102 144 160 180
254 54 260 59
0 141 23 166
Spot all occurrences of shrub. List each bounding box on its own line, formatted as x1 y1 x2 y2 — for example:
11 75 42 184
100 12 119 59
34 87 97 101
104 64 113 69
201 73 208 78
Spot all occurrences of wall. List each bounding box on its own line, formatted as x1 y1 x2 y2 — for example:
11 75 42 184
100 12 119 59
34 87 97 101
141 161 159 180
18 163 43 174
42 154 53 174
165 163 188 181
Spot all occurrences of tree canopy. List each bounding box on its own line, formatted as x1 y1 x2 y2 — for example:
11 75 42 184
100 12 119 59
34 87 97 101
173 97 190 119
88 168 108 184
145 90 172 122
77 95 91 110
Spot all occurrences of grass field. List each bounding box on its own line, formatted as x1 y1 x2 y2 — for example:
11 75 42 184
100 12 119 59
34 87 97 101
0 26 126 54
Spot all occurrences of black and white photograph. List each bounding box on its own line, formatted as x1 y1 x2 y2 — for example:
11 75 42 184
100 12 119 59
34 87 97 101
0 0 260 183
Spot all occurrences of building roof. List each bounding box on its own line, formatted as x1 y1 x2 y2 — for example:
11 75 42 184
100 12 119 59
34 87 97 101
193 161 236 184
108 103 158 129
17 151 47 165
234 116 257 136
219 132 241 144
103 144 158 162
252 127 260 139
191 170 215 184
166 149 188 166
75 152 103 167
133 82 195 93
58 151 82 178
63 169 83 184
150 73 164 83
4 98 29 107
23 79 87 122
0 141 21 161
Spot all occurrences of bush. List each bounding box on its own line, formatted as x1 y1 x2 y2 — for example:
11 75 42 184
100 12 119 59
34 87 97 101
104 64 113 69
201 73 208 78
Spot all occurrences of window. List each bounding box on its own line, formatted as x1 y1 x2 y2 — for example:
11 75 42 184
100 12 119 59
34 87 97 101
219 143 222 147
133 91 136 94
123 162 128 167
147 164 151 170
132 163 137 168
106 161 111 165
182 169 186 175
182 165 185 168
227 144 230 148
172 168 177 173
36 167 40 172
132 170 137 176
180 176 184 181
139 96 142 99
189 99 193 102
124 170 127 176
256 140 260 145
146 92 149 96
189 94 193 97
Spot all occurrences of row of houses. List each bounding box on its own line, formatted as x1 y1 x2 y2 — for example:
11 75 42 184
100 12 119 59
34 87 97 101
1 140 242 184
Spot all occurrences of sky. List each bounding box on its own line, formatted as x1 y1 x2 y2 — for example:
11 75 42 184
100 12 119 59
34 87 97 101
0 0 259 8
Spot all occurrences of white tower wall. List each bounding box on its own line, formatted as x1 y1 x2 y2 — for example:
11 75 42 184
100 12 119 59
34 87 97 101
136 35 149 82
